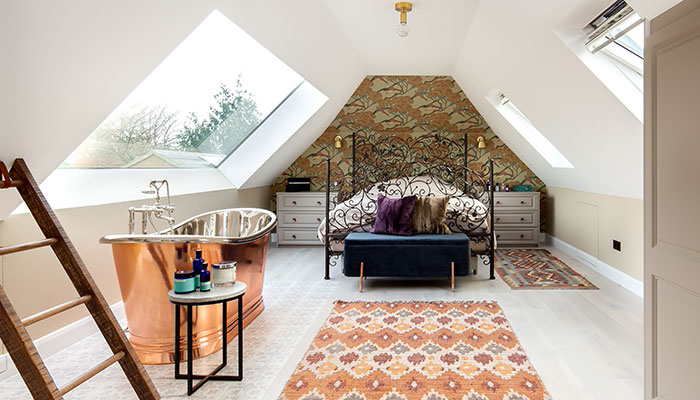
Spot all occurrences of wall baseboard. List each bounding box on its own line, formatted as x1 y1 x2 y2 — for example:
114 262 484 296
0 301 126 381
545 234 643 297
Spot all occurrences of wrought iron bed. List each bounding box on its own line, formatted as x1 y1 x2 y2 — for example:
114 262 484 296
322 132 495 281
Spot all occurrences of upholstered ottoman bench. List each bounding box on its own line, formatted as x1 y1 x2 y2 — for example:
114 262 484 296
343 232 470 292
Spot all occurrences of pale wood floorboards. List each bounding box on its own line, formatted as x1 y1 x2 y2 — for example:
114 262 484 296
262 244 643 400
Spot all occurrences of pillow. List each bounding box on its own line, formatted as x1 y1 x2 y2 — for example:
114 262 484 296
412 196 451 234
371 194 417 236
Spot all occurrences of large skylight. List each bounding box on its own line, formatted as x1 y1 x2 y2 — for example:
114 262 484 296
491 93 574 169
60 10 304 169
585 1 643 90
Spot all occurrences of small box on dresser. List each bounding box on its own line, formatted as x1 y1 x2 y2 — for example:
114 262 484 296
493 192 541 247
276 192 328 246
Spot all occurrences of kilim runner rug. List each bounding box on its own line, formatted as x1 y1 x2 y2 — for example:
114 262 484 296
495 249 598 290
279 301 550 400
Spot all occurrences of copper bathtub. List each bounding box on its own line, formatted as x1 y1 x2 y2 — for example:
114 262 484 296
100 208 276 365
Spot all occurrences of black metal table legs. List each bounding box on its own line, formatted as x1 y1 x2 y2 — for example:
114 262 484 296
174 295 243 396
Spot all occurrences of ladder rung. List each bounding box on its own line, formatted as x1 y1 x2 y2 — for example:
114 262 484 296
0 179 23 188
56 351 125 397
21 295 92 327
0 238 58 256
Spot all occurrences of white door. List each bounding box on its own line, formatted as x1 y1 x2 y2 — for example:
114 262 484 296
645 1 700 399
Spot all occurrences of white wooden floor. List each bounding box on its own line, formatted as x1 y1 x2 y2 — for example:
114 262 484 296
0 244 643 399
262 244 643 400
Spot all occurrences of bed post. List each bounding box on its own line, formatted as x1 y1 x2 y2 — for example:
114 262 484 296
489 159 495 279
463 132 468 193
351 132 356 193
324 158 331 280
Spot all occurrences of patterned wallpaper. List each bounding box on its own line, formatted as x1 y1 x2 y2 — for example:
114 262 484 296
271 76 547 230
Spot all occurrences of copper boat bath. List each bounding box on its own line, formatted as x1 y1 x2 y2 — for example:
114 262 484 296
101 208 276 365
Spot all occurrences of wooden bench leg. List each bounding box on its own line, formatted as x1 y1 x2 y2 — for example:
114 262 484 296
451 262 455 292
359 262 364 293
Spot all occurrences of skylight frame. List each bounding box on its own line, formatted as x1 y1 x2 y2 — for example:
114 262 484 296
215 80 304 168
597 16 644 77
489 92 574 169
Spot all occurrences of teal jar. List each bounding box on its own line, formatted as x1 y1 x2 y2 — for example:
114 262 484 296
173 270 196 294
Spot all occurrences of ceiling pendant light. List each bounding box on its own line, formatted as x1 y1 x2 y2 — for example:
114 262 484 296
395 2 412 37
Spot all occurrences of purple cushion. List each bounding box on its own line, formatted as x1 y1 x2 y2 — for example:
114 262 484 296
371 194 417 236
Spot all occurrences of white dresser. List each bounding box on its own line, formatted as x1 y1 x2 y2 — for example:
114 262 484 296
493 192 541 247
276 192 328 246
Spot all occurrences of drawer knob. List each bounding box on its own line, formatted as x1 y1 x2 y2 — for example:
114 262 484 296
292 234 297 239
317 201 322 206
520 201 526 204
496 218 501 222
496 201 501 205
520 217 525 221
496 234 501 238
317 218 321 222
520 234 524 238
292 218 297 222
292 201 297 205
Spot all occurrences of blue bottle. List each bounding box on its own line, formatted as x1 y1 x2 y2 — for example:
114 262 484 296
192 250 204 289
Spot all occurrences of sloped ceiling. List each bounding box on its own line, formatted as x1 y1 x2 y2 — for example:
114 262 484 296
0 0 364 218
0 0 683 218
451 0 678 200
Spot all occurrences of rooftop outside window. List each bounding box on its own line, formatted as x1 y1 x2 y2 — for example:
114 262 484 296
60 10 304 169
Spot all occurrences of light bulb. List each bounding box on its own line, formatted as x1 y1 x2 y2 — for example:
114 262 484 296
397 22 410 37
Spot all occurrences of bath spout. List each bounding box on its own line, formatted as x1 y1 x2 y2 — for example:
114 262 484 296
128 179 176 234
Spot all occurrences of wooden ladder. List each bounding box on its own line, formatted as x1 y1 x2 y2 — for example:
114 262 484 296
0 159 159 399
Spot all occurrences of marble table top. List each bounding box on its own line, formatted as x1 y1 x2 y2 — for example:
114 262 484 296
168 281 247 305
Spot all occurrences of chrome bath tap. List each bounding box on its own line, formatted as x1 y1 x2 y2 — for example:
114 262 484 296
128 180 175 234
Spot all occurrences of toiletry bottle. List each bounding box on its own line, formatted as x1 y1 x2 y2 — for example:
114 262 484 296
200 270 211 292
192 250 203 289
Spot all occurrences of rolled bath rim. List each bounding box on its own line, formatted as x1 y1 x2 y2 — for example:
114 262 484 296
100 207 277 244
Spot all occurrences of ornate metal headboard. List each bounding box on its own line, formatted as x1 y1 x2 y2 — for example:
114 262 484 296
323 132 495 280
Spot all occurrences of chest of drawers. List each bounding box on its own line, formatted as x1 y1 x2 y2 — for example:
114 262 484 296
276 192 328 246
493 192 541 247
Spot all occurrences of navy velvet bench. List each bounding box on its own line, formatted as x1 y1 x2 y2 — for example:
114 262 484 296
343 232 470 292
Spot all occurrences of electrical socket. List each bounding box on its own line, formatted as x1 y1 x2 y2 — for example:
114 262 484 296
613 240 621 251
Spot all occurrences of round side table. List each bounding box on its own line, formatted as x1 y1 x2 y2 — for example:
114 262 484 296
168 281 247 396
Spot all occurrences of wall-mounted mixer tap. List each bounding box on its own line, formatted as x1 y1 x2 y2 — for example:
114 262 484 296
128 179 175 234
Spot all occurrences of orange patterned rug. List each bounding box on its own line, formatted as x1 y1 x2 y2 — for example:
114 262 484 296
279 301 550 400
